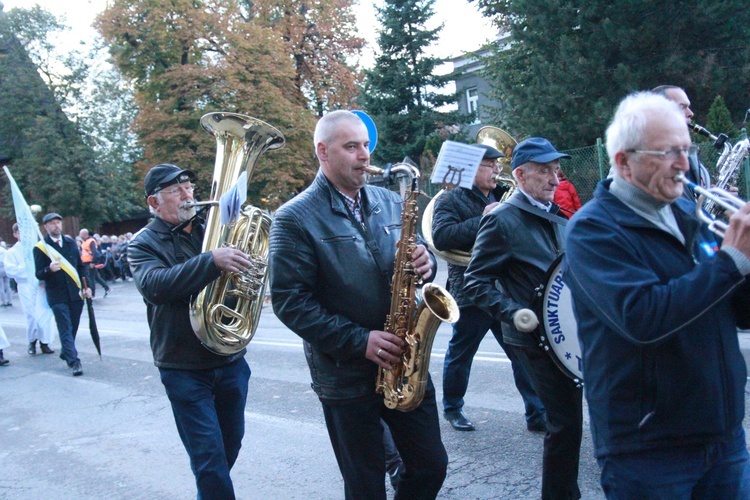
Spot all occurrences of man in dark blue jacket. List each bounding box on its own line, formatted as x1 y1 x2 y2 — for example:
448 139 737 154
270 110 447 499
565 91 750 498
433 143 545 432
129 164 253 499
34 213 91 376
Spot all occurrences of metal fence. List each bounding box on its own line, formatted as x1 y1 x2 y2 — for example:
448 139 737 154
560 130 750 205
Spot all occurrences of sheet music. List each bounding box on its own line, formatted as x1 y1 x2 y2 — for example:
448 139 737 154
430 141 486 189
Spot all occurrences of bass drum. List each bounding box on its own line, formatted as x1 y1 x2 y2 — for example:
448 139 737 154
532 253 583 384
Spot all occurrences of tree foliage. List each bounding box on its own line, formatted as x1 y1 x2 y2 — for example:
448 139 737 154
0 7 117 228
96 0 320 208
706 95 737 140
247 0 365 116
361 0 463 166
472 0 750 148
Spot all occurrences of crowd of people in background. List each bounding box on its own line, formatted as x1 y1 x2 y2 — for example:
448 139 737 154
74 231 135 285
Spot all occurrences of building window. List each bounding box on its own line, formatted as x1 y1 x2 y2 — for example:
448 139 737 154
466 87 479 123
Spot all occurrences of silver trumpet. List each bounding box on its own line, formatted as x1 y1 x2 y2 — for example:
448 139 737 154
676 173 747 237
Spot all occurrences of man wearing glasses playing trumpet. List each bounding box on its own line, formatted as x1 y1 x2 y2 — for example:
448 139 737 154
565 91 750 498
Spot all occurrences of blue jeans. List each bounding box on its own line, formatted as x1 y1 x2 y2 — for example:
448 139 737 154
598 425 750 499
159 358 251 500
50 300 83 366
442 305 545 423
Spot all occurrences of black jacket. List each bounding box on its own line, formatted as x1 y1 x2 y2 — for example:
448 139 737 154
128 216 245 369
463 191 565 348
432 184 508 307
34 234 88 305
269 172 436 401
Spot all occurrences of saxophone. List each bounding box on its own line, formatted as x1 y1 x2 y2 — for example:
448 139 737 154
189 112 285 355
369 163 460 412
689 122 749 217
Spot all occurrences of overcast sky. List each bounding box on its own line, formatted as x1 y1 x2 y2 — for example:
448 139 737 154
2 0 498 67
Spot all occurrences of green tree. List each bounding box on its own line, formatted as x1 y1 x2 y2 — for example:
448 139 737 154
0 7 113 228
97 0 318 208
472 0 750 148
706 95 737 140
361 0 463 166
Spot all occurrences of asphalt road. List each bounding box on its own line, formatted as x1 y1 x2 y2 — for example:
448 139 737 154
1 267 749 499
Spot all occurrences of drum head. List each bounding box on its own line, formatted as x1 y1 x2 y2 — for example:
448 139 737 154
534 253 583 383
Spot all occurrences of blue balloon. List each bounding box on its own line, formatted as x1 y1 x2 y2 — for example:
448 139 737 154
351 110 378 154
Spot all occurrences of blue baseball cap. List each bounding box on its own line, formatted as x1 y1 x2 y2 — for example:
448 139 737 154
511 137 571 169
144 164 196 196
472 144 505 159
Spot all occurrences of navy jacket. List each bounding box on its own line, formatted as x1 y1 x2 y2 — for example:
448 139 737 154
34 234 88 305
128 217 245 369
564 179 750 458
269 172 436 401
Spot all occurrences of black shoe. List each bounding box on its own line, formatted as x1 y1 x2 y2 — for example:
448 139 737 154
28 341 37 355
40 343 55 354
527 418 548 433
0 350 8 366
444 410 475 431
104 288 110 298
72 361 83 376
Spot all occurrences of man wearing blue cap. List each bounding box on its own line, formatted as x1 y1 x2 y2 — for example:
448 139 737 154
129 163 253 499
433 143 545 433
33 213 92 376
464 138 583 499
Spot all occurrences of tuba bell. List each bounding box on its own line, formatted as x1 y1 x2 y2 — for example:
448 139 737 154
190 112 285 355
421 126 518 266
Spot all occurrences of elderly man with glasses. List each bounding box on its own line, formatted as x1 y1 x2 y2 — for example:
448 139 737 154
129 164 254 499
432 143 545 433
565 91 750 497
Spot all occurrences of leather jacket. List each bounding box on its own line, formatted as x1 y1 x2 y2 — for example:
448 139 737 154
269 171 436 401
128 216 245 369
463 191 565 348
432 184 508 307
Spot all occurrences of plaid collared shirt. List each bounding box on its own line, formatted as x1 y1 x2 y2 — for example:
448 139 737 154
337 189 364 227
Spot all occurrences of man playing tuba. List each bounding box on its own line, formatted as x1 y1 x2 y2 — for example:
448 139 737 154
129 164 253 499
433 143 546 433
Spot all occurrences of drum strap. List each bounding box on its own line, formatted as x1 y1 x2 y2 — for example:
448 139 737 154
504 197 569 227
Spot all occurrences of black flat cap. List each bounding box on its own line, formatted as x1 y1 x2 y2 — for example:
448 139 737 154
144 163 196 196
42 213 63 224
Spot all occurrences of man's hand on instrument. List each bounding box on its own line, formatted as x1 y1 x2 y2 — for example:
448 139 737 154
723 202 750 258
483 201 500 216
366 330 404 369
211 247 252 273
410 244 433 281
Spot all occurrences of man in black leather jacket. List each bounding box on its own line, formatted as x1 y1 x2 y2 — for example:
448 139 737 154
129 164 253 500
433 143 545 433
464 138 583 500
269 110 448 499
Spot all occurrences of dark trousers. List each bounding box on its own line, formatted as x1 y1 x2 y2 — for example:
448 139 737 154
443 305 545 423
321 378 448 500
87 266 109 297
50 300 83 366
517 345 583 500
159 358 251 500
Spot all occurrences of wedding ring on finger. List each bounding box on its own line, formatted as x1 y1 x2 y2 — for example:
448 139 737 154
377 348 383 357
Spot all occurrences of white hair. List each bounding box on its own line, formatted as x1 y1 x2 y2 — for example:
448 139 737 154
605 91 685 169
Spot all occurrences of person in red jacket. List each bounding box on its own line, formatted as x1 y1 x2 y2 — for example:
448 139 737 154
554 168 582 217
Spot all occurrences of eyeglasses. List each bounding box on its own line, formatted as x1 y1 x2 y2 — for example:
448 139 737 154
479 161 500 171
158 183 195 196
627 145 699 161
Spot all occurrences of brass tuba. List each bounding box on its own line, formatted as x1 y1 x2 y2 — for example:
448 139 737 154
370 163 460 412
190 112 285 355
421 126 518 266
